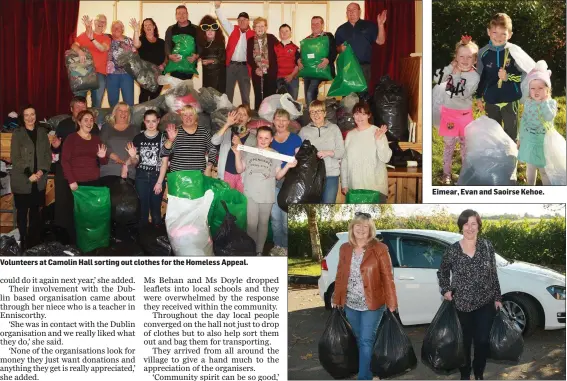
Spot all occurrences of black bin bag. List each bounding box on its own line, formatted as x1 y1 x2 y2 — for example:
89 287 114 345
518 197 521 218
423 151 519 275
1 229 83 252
421 300 466 374
213 201 256 256
0 236 21 256
139 224 173 256
319 309 359 379
371 310 417 379
372 75 409 142
23 242 82 256
489 309 524 363
109 178 140 226
277 140 326 212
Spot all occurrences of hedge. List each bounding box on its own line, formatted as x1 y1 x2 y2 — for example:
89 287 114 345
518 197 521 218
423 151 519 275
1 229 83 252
432 0 566 95
288 217 565 266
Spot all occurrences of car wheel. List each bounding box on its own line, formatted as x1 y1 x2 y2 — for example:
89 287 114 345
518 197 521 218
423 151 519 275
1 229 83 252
502 295 540 337
324 283 335 310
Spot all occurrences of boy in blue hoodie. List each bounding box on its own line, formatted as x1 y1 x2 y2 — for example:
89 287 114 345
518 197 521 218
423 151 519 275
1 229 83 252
475 13 534 143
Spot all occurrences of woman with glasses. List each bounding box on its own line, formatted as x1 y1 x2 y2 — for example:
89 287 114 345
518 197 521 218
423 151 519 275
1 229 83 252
132 18 166 102
437 209 503 381
341 102 392 203
197 15 226 94
298 100 344 203
247 17 279 110
332 212 398 380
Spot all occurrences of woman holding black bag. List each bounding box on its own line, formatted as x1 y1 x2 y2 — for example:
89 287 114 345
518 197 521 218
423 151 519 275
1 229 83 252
437 209 503 380
332 212 398 380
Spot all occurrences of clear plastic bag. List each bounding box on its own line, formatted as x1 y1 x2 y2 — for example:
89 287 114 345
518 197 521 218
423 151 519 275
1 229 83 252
164 79 202 113
116 51 160 92
544 129 567 185
259 94 303 122
198 87 223 113
339 93 359 114
457 116 518 186
166 190 214 256
65 48 98 92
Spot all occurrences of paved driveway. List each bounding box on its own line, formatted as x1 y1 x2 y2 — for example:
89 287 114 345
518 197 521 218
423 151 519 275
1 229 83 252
288 285 566 380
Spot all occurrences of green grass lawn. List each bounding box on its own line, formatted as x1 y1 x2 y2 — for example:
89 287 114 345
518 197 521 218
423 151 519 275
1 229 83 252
288 258 322 277
432 96 566 185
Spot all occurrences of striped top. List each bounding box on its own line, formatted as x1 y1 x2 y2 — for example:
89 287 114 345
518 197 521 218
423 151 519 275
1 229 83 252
160 126 218 172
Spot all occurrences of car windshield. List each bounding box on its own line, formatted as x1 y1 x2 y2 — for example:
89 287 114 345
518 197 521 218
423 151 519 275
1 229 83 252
443 232 511 266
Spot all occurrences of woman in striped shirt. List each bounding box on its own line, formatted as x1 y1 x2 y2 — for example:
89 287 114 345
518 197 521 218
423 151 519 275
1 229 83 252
160 105 218 173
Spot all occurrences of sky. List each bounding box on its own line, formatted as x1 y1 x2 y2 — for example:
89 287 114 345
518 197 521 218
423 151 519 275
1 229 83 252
384 204 564 217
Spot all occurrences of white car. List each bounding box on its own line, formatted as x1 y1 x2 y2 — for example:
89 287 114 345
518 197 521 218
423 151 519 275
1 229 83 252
318 229 566 336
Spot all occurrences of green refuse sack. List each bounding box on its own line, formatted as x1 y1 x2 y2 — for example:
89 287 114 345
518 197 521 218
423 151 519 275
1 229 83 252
164 34 198 75
166 171 247 237
298 36 333 81
328 42 367 97
73 186 111 252
203 177 247 237
167 170 205 199
346 189 383 204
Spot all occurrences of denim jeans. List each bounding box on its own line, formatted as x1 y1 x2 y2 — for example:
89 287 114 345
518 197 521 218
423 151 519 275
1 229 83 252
276 77 299 100
345 305 386 380
106 73 134 107
135 169 165 227
270 187 288 248
74 73 106 108
322 176 339 203
303 78 323 105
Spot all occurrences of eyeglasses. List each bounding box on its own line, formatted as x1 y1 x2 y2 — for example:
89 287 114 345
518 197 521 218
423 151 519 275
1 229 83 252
309 110 325 115
355 212 371 219
201 23 219 31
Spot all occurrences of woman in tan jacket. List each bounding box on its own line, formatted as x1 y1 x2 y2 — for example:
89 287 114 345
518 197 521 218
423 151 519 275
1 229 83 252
332 212 398 380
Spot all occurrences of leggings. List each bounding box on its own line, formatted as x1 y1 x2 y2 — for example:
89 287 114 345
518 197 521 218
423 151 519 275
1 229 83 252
246 199 273 254
526 164 550 186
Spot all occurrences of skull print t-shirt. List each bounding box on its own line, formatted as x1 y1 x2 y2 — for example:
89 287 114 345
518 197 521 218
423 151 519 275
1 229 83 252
133 131 165 172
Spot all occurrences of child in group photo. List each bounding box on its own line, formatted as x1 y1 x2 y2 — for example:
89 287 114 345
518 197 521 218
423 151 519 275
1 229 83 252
432 2 566 186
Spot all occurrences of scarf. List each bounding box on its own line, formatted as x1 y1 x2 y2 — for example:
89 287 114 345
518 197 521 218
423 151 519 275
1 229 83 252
253 33 269 74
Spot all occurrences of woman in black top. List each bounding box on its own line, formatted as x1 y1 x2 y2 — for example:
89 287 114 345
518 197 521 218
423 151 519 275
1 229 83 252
437 209 503 381
126 110 168 227
132 18 166 102
10 105 52 250
197 15 226 94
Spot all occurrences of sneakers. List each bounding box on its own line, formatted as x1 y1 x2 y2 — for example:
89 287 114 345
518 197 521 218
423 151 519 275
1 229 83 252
269 246 287 256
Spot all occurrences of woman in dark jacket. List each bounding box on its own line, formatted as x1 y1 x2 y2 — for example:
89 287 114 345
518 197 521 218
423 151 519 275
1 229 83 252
197 15 226 94
332 212 398 380
247 17 278 110
10 105 52 250
437 209 503 381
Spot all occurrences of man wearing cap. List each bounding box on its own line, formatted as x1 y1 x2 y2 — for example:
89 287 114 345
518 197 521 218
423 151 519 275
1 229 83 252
335 2 387 98
215 1 255 105
164 5 200 80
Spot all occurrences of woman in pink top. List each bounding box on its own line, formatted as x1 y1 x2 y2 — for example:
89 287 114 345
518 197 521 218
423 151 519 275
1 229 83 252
71 14 111 108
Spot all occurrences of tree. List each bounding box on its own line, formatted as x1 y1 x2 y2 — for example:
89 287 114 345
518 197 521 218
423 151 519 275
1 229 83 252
307 205 323 262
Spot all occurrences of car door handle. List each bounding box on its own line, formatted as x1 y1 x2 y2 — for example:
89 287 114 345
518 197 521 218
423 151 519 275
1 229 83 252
398 276 415 280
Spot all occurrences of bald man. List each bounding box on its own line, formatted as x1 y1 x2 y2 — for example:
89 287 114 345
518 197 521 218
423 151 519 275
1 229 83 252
335 2 387 97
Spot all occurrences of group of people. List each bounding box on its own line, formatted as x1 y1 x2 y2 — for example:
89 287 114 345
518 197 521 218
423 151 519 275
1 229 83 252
73 1 387 109
10 96 392 255
333 209 502 380
438 12 558 185
10 2 394 255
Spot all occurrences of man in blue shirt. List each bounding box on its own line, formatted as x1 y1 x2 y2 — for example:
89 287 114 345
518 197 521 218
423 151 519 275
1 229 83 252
335 3 387 98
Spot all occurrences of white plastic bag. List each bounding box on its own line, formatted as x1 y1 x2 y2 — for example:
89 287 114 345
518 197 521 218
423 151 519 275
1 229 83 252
544 129 567 185
259 94 303 121
507 43 536 75
432 82 446 130
457 116 518 186
215 94 234 110
166 190 214 256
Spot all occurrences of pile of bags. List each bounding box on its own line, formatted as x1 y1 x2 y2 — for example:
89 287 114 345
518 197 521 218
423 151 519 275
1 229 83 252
117 51 161 93
457 116 518 186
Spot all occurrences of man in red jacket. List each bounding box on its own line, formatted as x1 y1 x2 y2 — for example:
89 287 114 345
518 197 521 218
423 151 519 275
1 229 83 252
274 24 300 100
215 1 255 105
